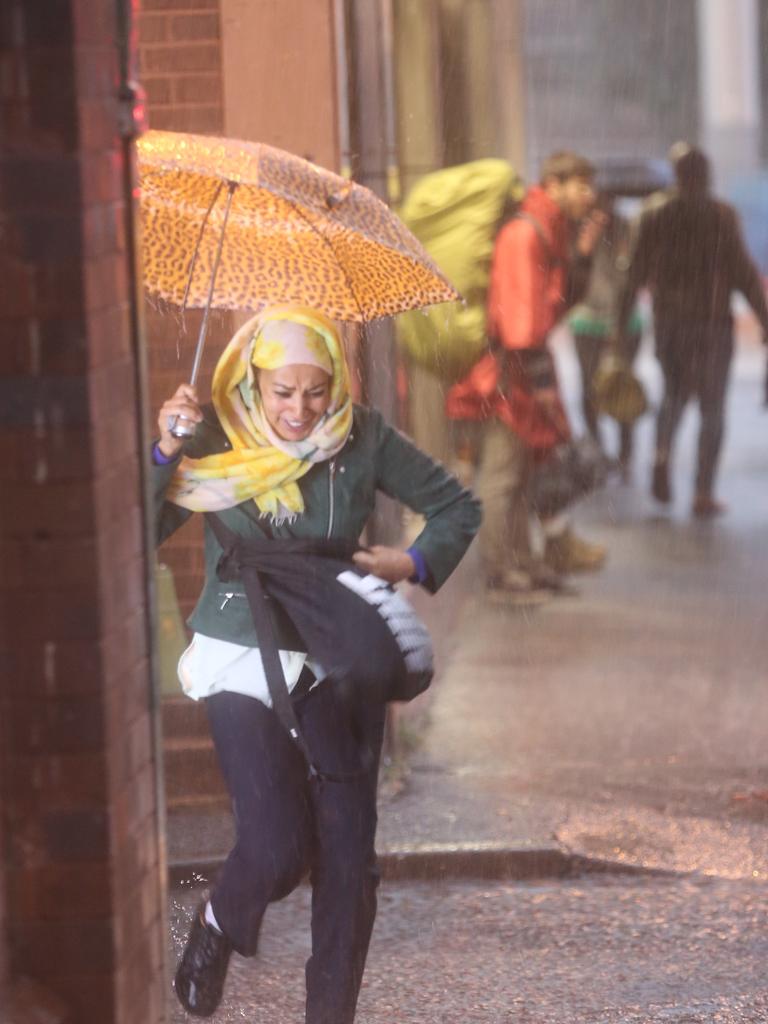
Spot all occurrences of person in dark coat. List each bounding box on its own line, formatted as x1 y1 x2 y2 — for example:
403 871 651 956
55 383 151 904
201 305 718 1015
154 305 480 1023
617 144 768 516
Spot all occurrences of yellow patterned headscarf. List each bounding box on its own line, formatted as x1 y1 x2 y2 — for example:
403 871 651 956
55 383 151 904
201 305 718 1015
166 306 353 520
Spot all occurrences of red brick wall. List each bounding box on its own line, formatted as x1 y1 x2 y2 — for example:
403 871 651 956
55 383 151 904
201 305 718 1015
0 767 5 999
0 1 165 1020
143 306 229 619
138 0 229 618
140 0 224 135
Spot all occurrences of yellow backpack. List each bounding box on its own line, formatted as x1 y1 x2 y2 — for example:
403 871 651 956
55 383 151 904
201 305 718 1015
397 159 525 382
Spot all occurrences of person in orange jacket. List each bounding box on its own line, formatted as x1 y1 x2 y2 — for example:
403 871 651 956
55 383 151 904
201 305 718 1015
448 151 607 602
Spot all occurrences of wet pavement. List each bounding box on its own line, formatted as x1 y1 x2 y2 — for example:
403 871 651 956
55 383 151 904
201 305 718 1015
377 334 768 879
169 874 768 1023
168 334 768 1020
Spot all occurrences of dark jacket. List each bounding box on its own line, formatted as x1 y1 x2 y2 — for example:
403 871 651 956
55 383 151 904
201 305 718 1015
154 403 481 649
570 213 642 337
618 191 768 333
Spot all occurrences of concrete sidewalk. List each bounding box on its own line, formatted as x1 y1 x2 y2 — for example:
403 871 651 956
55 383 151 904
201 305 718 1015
375 336 768 884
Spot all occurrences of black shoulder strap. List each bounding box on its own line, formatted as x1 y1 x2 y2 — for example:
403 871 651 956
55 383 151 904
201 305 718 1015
204 513 363 783
205 513 321 776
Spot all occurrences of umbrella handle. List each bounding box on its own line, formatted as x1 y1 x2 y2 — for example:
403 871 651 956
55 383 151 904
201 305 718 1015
169 180 238 439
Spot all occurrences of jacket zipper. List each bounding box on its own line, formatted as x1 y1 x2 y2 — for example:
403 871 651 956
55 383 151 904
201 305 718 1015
327 459 337 538
219 592 246 611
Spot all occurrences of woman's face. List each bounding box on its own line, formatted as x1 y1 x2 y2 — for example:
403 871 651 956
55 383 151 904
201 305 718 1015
259 364 332 441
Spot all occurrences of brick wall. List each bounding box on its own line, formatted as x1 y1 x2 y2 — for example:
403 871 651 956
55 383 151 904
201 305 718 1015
143 305 228 619
140 0 224 135
138 0 229 618
0 1 165 1021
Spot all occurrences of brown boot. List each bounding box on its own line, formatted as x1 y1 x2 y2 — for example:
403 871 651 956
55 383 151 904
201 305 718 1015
486 569 553 607
692 495 727 519
544 529 607 574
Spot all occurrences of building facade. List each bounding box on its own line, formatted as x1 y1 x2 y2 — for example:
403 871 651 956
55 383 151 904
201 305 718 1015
0 1 166 1020
2 2 766 1020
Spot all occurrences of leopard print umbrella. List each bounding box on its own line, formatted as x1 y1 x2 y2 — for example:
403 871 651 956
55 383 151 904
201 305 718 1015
137 130 459 322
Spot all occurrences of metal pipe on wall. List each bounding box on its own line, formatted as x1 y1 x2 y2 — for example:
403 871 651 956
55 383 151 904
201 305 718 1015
337 0 402 543
333 0 354 180
379 0 402 205
489 0 528 175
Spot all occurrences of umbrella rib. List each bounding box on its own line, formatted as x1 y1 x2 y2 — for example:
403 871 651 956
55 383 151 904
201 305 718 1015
282 197 366 322
181 178 226 314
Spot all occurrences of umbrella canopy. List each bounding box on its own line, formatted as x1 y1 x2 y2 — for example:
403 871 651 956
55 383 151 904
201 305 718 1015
137 130 459 322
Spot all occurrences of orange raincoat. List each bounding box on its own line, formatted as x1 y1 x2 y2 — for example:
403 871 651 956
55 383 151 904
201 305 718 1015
446 187 573 455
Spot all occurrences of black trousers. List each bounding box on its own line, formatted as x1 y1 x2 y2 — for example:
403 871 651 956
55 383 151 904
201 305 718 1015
654 320 733 498
205 685 386 1024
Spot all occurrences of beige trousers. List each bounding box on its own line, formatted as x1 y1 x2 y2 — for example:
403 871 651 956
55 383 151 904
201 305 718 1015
459 419 534 579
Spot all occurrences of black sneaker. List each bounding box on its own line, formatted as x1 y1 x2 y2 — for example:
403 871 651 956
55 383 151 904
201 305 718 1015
174 902 232 1017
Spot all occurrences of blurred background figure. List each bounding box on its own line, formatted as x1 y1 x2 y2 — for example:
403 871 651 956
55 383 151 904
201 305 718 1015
446 151 607 603
568 158 672 477
617 143 768 518
568 193 643 475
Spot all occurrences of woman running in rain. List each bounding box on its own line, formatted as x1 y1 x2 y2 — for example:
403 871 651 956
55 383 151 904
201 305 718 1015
153 305 480 1023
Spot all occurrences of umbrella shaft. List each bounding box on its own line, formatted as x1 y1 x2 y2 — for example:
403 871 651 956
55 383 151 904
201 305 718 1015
188 307 208 388
169 180 237 439
188 180 237 387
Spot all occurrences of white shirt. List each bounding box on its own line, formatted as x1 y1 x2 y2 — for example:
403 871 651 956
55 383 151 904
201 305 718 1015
177 633 325 705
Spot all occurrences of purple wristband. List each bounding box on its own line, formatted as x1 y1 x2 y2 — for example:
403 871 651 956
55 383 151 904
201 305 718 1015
406 546 429 585
152 440 178 466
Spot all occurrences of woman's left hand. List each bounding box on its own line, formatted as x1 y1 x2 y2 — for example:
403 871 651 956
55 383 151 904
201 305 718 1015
352 545 415 584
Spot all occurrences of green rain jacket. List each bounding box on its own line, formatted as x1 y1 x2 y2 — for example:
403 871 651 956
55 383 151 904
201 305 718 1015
153 403 481 651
